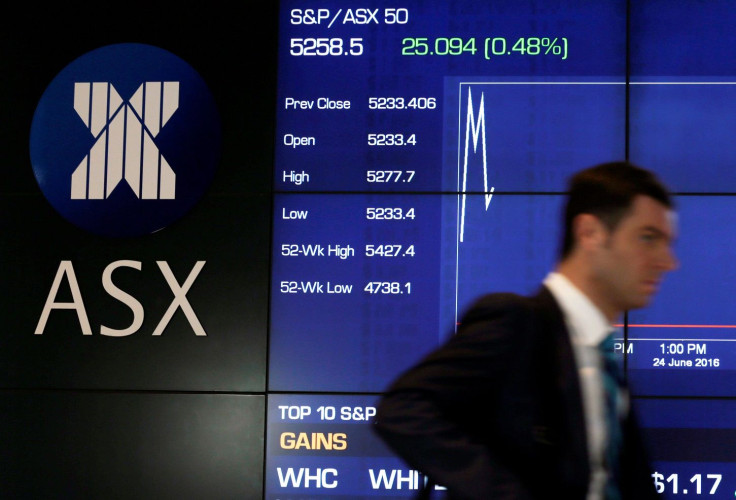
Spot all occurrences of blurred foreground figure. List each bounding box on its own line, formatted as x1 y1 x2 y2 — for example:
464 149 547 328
373 161 678 500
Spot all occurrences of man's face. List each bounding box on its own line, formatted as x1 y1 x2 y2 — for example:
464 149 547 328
593 195 678 314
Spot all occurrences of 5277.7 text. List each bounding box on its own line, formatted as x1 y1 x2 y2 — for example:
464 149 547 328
367 170 415 183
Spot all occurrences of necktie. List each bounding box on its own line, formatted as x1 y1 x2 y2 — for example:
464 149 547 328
599 332 624 500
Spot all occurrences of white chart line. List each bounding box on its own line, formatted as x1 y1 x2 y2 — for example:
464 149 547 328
451 80 736 335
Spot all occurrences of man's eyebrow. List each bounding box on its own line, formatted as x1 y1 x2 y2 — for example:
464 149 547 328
641 225 675 239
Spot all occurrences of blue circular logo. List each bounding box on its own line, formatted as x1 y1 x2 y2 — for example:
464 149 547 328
29 43 221 237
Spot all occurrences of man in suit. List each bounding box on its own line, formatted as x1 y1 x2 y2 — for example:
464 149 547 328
372 161 677 499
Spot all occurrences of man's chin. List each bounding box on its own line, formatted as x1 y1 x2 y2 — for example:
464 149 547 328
627 295 652 311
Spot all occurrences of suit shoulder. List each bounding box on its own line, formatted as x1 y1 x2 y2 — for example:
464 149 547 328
456 288 562 336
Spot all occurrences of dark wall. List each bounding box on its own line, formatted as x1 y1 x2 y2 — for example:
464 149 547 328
1 3 277 498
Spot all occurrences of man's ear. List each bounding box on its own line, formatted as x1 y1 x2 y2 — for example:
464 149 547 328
573 213 606 251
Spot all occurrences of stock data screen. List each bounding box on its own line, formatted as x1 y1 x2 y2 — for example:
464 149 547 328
270 0 625 392
269 1 736 498
274 0 625 193
265 394 431 499
270 192 563 392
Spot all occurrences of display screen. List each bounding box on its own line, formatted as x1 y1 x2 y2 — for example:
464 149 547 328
269 0 736 498
274 0 625 194
265 394 410 498
629 0 736 190
638 399 736 498
270 0 626 391
270 192 567 392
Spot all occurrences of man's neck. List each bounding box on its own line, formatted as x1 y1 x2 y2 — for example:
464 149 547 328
554 261 620 323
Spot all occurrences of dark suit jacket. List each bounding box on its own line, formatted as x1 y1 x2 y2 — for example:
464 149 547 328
373 286 658 499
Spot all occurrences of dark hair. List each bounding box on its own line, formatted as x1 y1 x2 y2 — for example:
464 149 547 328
560 161 673 258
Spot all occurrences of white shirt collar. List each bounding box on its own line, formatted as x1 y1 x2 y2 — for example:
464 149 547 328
543 272 614 346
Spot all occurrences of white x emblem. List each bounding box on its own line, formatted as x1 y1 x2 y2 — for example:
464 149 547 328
71 81 179 199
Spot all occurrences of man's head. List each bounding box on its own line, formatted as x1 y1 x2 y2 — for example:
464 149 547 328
561 161 673 258
558 161 678 320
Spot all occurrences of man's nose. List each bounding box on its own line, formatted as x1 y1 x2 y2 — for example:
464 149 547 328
662 245 678 271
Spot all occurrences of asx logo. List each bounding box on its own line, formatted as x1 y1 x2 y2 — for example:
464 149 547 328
29 43 221 237
70 81 179 201
35 260 207 337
